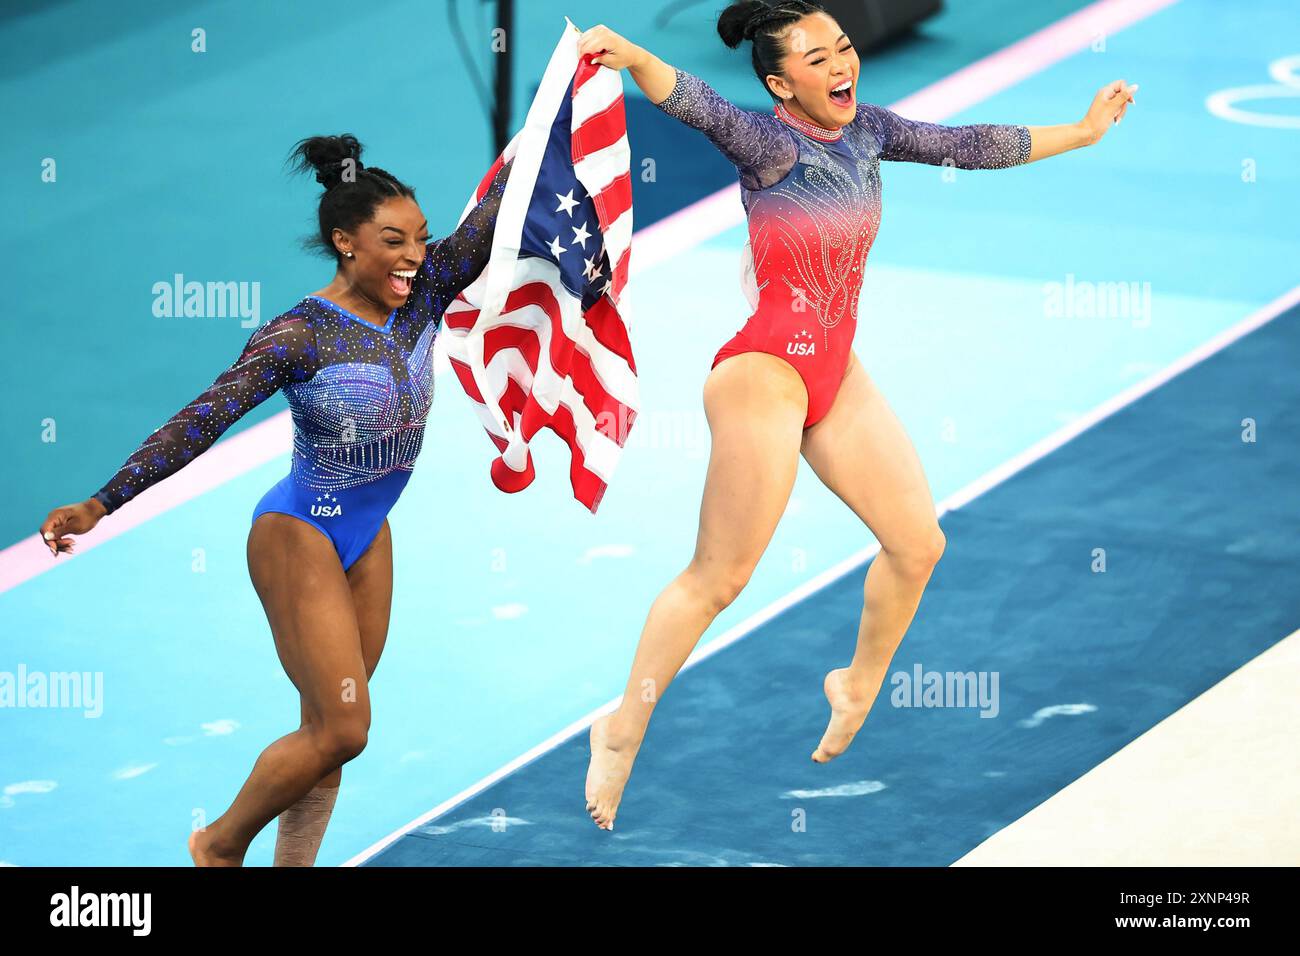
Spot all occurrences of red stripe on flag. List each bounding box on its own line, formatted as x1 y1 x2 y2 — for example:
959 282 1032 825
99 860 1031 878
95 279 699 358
572 97 626 163
448 356 485 403
611 247 630 300
583 294 635 373
444 307 480 331
490 452 536 494
487 378 535 492
496 377 530 428
573 56 602 95
591 172 632 232
483 324 541 376
521 395 607 513
471 367 608 511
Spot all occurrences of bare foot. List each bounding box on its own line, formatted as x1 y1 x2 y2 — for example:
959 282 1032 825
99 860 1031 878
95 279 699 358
188 827 243 867
811 667 878 763
585 714 639 830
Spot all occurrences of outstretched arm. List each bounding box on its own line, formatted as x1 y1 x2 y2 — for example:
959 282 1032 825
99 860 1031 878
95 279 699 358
577 24 797 191
857 103 1033 169
50 314 317 535
38 312 319 556
93 313 318 515
861 78 1137 168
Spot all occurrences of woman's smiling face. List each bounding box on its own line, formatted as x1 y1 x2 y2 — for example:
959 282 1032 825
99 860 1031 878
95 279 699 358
766 13 860 128
334 195 430 309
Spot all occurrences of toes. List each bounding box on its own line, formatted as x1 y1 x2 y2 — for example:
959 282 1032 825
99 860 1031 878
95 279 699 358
813 736 844 762
589 800 616 830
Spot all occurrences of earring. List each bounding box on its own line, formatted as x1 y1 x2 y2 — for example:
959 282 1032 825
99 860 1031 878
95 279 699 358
345 252 354 258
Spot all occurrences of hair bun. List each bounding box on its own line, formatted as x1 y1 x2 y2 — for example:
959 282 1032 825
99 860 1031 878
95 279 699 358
717 0 769 49
286 134 366 191
314 157 365 189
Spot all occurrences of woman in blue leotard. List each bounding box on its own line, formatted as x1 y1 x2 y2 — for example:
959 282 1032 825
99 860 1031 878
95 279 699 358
37 134 510 866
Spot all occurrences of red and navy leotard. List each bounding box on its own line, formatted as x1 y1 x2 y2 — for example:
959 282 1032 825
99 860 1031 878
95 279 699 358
91 165 510 569
655 69 1031 426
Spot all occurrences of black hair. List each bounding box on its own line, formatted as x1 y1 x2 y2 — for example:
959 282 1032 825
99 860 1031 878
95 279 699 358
716 0 828 101
285 134 416 263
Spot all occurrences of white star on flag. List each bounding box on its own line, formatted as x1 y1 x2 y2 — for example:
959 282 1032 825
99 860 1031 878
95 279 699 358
555 189 579 216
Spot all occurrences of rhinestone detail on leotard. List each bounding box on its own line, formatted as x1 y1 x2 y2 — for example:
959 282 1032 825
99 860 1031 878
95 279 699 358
91 163 511 514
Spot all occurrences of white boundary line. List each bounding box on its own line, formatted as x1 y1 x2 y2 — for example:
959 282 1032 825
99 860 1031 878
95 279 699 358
345 279 1300 867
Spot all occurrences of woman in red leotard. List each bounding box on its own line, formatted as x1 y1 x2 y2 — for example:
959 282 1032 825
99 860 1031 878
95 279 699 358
578 1 1136 829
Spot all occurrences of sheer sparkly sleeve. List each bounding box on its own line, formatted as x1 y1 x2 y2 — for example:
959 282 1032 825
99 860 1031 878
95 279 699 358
652 68 798 191
91 312 320 515
856 103 1031 169
424 159 513 305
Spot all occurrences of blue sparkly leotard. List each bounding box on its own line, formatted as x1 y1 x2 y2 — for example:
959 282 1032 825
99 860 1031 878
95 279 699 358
91 164 510 570
654 69 1031 426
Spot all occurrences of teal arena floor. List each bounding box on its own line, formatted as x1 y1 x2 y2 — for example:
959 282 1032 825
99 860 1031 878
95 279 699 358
2 0 1297 866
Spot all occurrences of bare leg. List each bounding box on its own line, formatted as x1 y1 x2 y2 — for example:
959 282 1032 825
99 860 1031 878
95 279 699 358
586 353 808 829
188 515 373 866
800 353 946 762
273 521 394 866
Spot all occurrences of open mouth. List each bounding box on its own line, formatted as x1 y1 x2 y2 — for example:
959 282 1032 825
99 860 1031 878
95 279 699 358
829 78 854 108
387 268 416 296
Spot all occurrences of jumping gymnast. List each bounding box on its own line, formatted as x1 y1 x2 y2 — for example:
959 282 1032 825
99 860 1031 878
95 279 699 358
37 135 511 865
579 1 1136 829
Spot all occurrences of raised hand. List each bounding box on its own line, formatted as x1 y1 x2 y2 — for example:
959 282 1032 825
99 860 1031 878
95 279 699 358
577 24 648 72
1082 79 1138 144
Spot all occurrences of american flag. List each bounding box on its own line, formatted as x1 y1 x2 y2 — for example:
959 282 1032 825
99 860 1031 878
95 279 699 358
443 20 638 513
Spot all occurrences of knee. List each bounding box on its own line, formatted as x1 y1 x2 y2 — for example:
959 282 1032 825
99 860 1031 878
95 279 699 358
312 722 369 767
685 562 754 616
883 525 946 580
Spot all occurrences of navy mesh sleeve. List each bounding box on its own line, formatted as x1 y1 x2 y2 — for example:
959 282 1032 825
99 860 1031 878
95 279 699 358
424 159 512 304
92 312 320 514
652 68 798 191
855 103 1031 169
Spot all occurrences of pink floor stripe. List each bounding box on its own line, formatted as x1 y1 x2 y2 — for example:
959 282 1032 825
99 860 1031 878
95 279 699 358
0 0 1184 597
893 0 1182 121
0 413 292 593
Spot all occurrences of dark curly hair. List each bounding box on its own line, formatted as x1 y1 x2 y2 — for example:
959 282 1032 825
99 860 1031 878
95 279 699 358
285 134 416 263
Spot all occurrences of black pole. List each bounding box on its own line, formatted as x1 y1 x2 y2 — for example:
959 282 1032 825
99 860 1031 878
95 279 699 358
492 0 513 157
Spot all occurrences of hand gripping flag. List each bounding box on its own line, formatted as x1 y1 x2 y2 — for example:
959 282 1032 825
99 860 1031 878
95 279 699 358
443 19 638 513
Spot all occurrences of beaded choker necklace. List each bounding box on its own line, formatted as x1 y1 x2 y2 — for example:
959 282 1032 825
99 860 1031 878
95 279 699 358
775 101 843 142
